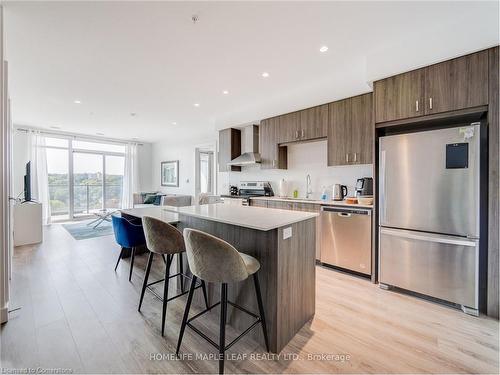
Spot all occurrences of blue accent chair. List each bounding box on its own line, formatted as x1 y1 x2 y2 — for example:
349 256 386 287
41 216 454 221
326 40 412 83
112 214 146 281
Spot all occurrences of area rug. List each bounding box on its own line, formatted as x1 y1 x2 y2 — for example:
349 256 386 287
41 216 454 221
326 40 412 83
62 219 114 240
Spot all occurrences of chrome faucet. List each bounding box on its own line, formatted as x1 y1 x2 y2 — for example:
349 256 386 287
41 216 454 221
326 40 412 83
306 174 312 199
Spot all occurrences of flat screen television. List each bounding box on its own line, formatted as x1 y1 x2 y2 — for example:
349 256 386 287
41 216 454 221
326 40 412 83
24 161 31 202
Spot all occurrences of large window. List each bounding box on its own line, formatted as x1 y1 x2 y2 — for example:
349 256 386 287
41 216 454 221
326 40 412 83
44 137 125 221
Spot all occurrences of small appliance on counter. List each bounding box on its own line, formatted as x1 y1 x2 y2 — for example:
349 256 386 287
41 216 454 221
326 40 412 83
221 181 274 206
229 185 238 196
355 177 373 197
333 184 348 201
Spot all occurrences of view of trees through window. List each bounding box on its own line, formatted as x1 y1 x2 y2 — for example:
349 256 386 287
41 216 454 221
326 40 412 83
45 138 125 220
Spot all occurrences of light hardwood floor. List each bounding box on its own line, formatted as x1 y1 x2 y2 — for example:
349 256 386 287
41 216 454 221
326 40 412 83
1 224 498 374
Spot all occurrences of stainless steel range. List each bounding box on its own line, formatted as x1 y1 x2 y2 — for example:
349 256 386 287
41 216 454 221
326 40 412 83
221 181 274 206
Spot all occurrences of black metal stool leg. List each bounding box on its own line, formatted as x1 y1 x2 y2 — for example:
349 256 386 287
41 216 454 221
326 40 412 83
201 280 209 309
114 247 125 271
161 254 166 265
138 252 154 311
253 273 270 352
176 275 197 356
179 253 184 293
219 283 228 374
161 254 173 336
129 247 136 281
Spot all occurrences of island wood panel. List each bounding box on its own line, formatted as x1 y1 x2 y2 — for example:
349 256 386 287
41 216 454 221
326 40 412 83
488 46 499 319
425 50 488 115
374 69 424 123
176 215 316 353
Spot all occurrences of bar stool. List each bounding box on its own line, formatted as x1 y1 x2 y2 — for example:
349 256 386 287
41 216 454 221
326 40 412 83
177 228 269 374
111 214 146 281
139 216 209 336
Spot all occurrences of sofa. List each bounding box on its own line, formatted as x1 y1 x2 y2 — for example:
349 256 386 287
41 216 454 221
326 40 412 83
133 192 192 208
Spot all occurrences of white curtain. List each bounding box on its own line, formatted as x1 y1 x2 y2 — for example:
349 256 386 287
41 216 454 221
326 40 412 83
122 142 139 209
28 131 51 225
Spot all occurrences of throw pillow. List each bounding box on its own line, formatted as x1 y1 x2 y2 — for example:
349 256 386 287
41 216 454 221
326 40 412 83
143 194 157 204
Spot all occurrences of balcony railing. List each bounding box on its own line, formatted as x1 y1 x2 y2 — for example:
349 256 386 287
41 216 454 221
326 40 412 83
48 183 122 217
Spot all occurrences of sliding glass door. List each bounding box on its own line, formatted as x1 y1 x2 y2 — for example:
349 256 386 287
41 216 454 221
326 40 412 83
44 136 125 221
73 152 103 217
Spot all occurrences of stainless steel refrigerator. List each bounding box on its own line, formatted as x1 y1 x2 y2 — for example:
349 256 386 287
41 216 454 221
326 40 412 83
379 123 480 315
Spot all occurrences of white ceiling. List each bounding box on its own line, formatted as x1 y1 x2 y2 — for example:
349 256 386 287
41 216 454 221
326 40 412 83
5 1 499 143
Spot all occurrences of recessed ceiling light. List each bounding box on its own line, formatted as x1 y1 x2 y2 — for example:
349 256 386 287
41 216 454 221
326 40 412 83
130 112 137 117
319 45 329 53
172 122 177 125
222 90 229 95
261 72 269 78
73 100 81 104
194 103 200 107
96 132 104 136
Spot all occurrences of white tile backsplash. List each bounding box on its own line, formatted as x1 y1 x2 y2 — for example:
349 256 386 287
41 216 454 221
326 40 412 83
218 140 373 200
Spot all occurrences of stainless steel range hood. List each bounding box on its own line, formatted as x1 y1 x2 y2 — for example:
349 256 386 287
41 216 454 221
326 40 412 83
227 125 261 166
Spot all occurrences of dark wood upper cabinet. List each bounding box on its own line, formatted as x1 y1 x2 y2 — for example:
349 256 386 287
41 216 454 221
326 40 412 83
279 111 300 143
374 50 489 124
425 50 488 114
374 69 424 123
350 93 373 164
218 128 241 172
259 117 288 170
328 98 350 166
328 93 373 166
299 104 328 140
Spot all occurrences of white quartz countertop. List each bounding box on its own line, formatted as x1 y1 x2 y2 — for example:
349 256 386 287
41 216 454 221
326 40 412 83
121 206 180 223
164 203 318 231
250 196 373 209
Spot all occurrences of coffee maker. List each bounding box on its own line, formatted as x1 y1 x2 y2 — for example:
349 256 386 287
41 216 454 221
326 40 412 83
355 177 373 197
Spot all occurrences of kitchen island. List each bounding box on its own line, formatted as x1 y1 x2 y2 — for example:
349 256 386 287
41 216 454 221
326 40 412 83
125 204 317 353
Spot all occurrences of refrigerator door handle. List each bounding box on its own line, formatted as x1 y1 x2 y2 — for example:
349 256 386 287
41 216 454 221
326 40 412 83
380 228 477 247
379 150 386 224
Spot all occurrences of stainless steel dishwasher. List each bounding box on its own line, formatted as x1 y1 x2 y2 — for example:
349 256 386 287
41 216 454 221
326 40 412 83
320 206 372 275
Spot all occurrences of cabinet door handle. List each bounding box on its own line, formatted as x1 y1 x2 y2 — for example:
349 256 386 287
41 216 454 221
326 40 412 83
301 129 305 138
415 100 419 112
353 152 358 163
429 97 433 110
272 159 276 167
295 130 299 139
346 153 350 163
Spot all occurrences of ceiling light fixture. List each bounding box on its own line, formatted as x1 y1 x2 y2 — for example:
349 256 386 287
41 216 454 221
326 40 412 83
194 103 200 107
261 72 269 78
73 100 81 104
172 122 177 125
222 90 229 95
320 45 329 53
130 112 137 117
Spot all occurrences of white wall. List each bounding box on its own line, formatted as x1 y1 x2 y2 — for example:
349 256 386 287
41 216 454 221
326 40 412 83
151 135 217 196
219 140 373 200
151 136 373 201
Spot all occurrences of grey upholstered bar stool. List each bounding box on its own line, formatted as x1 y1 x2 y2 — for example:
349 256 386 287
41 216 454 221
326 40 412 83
176 228 269 374
139 216 208 336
